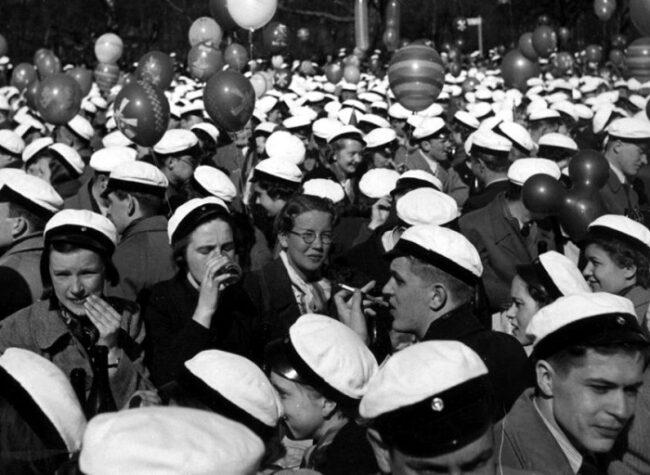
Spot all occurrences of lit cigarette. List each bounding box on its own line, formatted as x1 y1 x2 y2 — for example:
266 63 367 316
337 284 389 307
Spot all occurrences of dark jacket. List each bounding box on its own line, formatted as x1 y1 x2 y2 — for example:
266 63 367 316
0 234 45 319
334 230 391 289
463 179 511 214
63 180 101 213
423 304 532 418
459 193 557 312
304 421 378 475
497 389 578 475
107 215 175 302
599 168 641 217
142 273 257 387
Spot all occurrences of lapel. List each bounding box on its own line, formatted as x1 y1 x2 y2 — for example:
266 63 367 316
486 195 532 261
263 258 301 322
606 168 623 193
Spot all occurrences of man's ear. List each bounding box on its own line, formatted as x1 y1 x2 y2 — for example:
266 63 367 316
420 140 431 152
366 428 392 474
321 397 338 419
165 156 175 170
535 359 555 398
429 283 447 311
11 216 28 239
278 232 289 250
127 194 137 216
623 264 638 282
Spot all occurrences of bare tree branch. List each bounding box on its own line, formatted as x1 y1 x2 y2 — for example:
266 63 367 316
278 5 354 22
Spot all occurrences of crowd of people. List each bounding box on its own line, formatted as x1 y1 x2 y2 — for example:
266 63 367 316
0 36 649 475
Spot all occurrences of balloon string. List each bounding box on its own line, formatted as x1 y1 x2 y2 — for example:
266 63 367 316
248 30 254 61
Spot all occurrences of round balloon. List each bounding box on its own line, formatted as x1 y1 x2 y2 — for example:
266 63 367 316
24 79 40 110
187 43 224 81
609 48 624 66
209 0 238 30
387 44 445 112
204 70 256 131
532 25 557 58
94 33 123 64
94 62 120 93
227 0 277 31
135 51 174 90
585 44 603 64
66 67 93 96
462 77 479 93
0 34 7 57
625 37 650 82
448 62 461 77
559 188 607 241
568 149 609 190
594 0 616 21
553 51 573 74
523 174 567 214
558 27 571 46
33 48 52 65
113 80 170 147
501 49 541 91
36 73 82 125
274 68 293 90
325 63 343 83
383 27 400 52
518 33 538 61
11 63 37 91
297 27 310 42
250 72 267 98
537 14 552 25
189 17 223 47
611 34 626 49
36 52 61 79
263 22 290 54
224 43 249 72
271 54 284 70
343 65 360 84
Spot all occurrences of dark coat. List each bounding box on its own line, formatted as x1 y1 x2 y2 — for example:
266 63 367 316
304 421 378 475
107 215 175 302
599 168 640 217
463 179 511 214
334 230 390 289
459 193 557 312
242 258 302 361
0 234 44 319
423 304 532 418
63 180 100 213
142 273 258 387
497 389 577 475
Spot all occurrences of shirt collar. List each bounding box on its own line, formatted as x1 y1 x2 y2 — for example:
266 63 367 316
533 397 583 473
609 162 627 185
33 299 73 350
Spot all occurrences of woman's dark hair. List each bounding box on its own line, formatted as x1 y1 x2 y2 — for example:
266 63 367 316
0 395 69 475
40 241 119 293
515 265 556 307
274 194 337 236
255 177 299 202
584 235 650 289
171 212 243 273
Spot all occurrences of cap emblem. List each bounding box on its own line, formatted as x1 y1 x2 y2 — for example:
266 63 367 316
431 397 444 412
616 316 626 326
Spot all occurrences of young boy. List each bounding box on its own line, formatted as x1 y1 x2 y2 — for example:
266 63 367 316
265 314 378 474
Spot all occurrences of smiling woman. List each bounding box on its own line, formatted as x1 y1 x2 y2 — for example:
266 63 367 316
0 209 149 409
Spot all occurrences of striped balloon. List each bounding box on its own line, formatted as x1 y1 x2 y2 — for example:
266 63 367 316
625 37 650 83
388 45 444 112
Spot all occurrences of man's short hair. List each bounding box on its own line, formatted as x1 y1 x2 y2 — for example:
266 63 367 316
471 149 511 173
255 178 299 202
8 202 47 232
111 189 164 217
409 256 475 304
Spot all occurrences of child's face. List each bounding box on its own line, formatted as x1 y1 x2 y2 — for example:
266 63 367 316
270 371 324 440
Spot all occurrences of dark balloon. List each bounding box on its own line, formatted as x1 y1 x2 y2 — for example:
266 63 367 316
523 174 567 215
462 77 479 93
274 68 293 89
611 34 626 49
518 32 538 61
454 38 466 52
135 51 174 90
537 14 552 25
324 63 343 83
568 149 609 190
559 188 607 241
263 22 290 55
553 51 573 74
532 25 557 58
585 44 603 64
94 62 120 93
209 0 238 30
24 79 40 110
36 73 82 125
558 27 571 46
187 43 224 81
113 80 170 147
33 48 52 65
224 43 248 72
35 52 61 79
449 62 461 77
447 47 461 62
594 0 616 21
609 49 624 67
203 70 255 132
501 49 541 91
67 67 93 96
383 27 400 52
10 63 37 91
388 44 444 111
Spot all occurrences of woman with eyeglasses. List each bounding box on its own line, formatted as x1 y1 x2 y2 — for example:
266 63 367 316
244 194 337 360
142 197 258 387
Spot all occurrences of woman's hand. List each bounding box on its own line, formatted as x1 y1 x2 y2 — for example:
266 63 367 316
83 295 123 349
193 254 239 328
